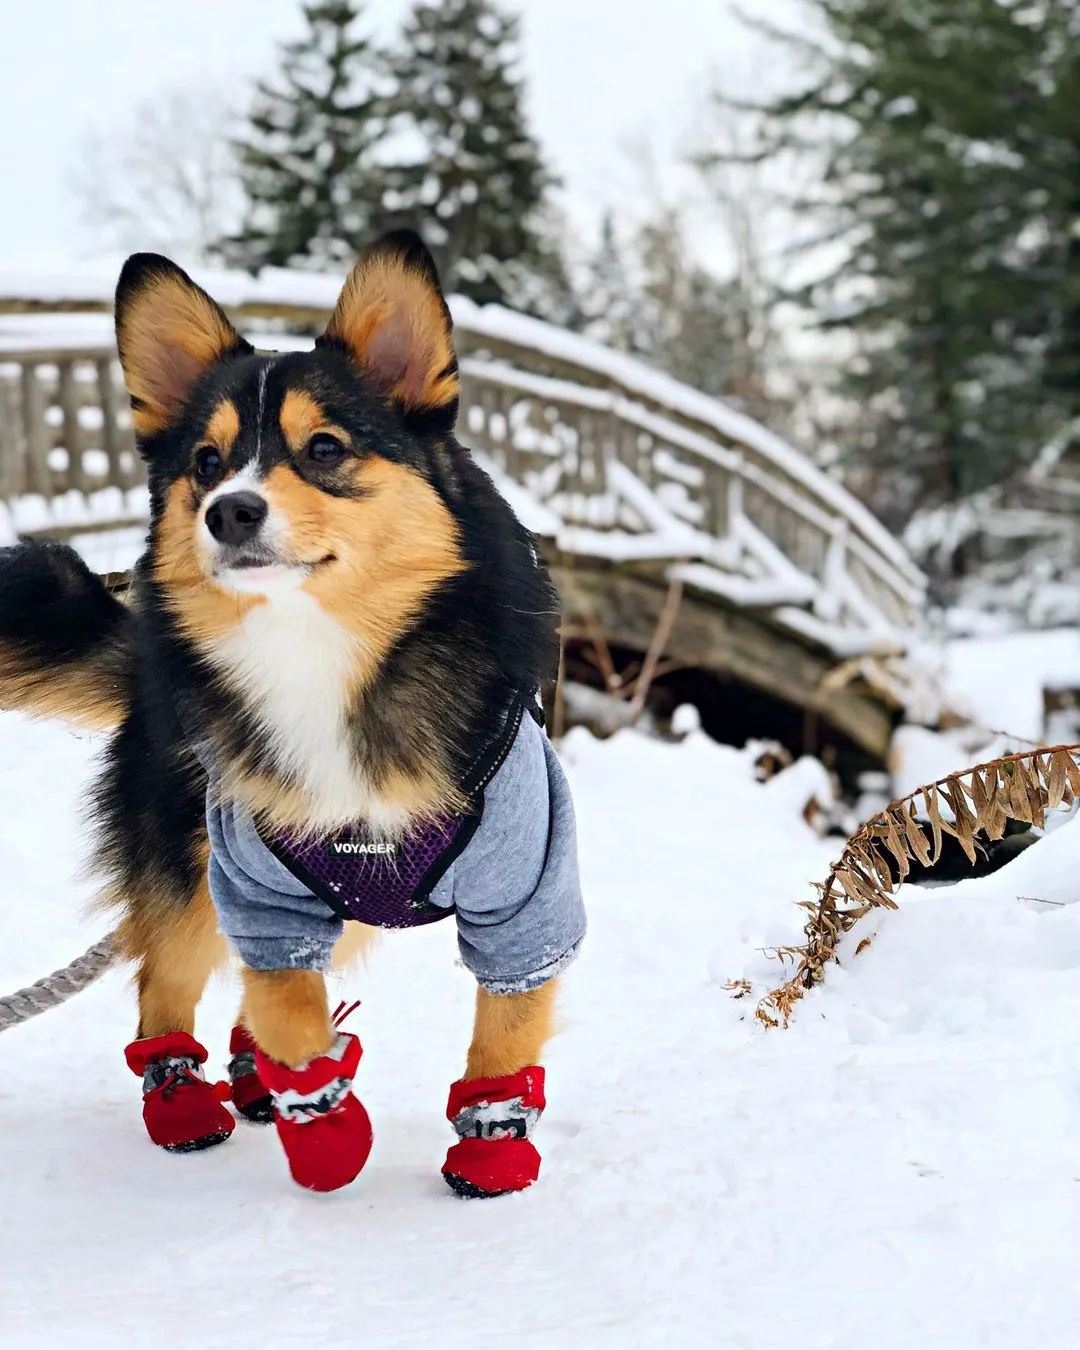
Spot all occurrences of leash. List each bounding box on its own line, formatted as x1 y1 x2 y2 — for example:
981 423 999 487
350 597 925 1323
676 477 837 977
0 930 120 1033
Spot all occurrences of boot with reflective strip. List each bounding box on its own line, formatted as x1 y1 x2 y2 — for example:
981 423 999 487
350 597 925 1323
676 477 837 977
255 1030 372 1192
227 1025 273 1123
124 1031 236 1153
442 1066 546 1197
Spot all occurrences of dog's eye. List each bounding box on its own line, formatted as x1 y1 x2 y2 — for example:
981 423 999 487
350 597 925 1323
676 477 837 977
193 447 223 485
306 435 348 466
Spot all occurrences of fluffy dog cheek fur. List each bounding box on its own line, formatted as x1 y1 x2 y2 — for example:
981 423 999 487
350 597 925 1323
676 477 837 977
262 459 468 667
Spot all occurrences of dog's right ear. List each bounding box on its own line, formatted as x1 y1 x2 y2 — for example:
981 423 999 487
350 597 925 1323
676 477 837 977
114 255 252 439
317 230 459 429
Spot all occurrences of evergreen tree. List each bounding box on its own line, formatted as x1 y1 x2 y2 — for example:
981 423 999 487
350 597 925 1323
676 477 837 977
384 0 573 315
580 212 638 350
717 0 1080 531
580 206 768 407
225 2 388 272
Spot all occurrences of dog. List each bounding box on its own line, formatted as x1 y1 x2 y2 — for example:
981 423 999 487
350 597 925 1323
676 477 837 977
0 230 585 1194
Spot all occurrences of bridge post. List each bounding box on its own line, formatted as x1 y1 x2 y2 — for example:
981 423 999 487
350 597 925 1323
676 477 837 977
96 358 139 490
727 471 744 535
0 381 19 500
818 524 849 621
18 364 50 498
57 361 86 494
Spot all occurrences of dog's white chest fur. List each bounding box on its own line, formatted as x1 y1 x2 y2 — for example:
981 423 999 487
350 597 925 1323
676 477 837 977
210 586 406 833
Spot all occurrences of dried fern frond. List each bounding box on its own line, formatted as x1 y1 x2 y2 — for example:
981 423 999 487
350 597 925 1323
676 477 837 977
754 741 1080 1029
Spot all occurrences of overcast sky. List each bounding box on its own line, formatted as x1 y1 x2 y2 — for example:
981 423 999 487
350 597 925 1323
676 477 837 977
0 0 802 269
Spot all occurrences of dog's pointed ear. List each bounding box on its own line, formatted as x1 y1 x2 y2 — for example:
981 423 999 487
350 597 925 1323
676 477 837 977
114 254 253 438
317 231 459 428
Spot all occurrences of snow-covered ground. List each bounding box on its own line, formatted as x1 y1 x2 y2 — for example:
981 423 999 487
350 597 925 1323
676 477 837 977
936 628 1080 742
3 691 1080 1348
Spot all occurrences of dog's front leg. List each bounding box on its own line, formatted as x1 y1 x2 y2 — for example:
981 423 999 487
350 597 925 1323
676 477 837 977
241 967 372 1191
442 981 558 1198
121 877 236 1154
240 968 333 1065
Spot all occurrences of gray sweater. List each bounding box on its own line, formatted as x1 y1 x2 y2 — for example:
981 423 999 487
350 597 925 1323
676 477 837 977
204 710 586 995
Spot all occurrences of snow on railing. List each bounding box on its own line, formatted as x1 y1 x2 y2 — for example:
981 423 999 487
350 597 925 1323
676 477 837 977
0 269 926 650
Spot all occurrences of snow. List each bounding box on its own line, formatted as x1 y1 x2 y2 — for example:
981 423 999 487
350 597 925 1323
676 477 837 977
0 262 341 313
4 688 1080 1347
919 628 1080 742
61 526 148 577
772 602 898 658
673 560 816 609
887 629 1080 815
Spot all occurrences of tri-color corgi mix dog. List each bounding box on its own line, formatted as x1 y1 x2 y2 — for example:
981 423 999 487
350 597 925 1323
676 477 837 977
0 231 585 1195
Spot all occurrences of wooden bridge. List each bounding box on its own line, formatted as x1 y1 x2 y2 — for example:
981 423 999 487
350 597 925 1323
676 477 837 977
0 267 926 766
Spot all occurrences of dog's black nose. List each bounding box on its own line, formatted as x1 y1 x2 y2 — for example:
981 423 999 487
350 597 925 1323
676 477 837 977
205 492 268 546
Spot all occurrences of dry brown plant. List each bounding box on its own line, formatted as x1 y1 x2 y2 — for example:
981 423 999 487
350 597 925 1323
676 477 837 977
755 742 1080 1028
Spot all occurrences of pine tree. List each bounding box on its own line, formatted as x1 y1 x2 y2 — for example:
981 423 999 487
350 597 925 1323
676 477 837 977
717 0 1080 531
580 213 644 353
384 0 572 315
225 2 388 272
581 206 766 407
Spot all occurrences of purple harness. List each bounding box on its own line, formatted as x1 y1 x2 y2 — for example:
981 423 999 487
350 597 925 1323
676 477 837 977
258 698 535 930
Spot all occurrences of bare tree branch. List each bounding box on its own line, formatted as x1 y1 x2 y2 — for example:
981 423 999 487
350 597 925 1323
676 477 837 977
69 82 244 264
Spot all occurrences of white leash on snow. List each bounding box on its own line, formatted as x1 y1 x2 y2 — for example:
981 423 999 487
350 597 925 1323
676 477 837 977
0 932 120 1033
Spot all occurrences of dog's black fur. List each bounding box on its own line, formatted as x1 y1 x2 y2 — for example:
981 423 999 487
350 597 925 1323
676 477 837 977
0 231 560 945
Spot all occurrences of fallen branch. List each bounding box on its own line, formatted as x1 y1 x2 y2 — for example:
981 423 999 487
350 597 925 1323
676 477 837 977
627 576 684 727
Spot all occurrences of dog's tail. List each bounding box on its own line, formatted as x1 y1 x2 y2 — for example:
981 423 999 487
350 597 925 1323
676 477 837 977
0 540 133 732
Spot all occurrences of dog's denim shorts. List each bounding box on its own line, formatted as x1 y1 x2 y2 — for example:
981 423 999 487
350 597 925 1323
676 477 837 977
204 711 585 994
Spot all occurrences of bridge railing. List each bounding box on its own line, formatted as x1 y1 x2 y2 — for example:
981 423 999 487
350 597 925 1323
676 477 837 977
0 348 139 500
455 355 919 636
0 279 925 649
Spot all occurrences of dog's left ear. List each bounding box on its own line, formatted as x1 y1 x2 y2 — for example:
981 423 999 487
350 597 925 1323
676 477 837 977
318 231 459 428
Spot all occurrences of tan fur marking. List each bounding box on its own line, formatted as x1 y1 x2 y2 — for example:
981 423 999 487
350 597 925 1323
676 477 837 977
279 389 348 452
118 271 240 435
331 923 379 971
279 454 467 659
324 255 458 411
223 766 463 841
241 968 334 1067
464 982 559 1080
0 650 125 731
112 853 228 1039
203 400 241 455
153 477 261 645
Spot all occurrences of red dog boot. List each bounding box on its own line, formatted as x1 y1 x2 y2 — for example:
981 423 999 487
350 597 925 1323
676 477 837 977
442 1066 546 1198
255 1032 373 1193
227 1025 273 1124
124 1032 235 1153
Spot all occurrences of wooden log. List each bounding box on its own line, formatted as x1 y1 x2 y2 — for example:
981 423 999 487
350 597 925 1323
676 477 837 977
548 558 894 759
